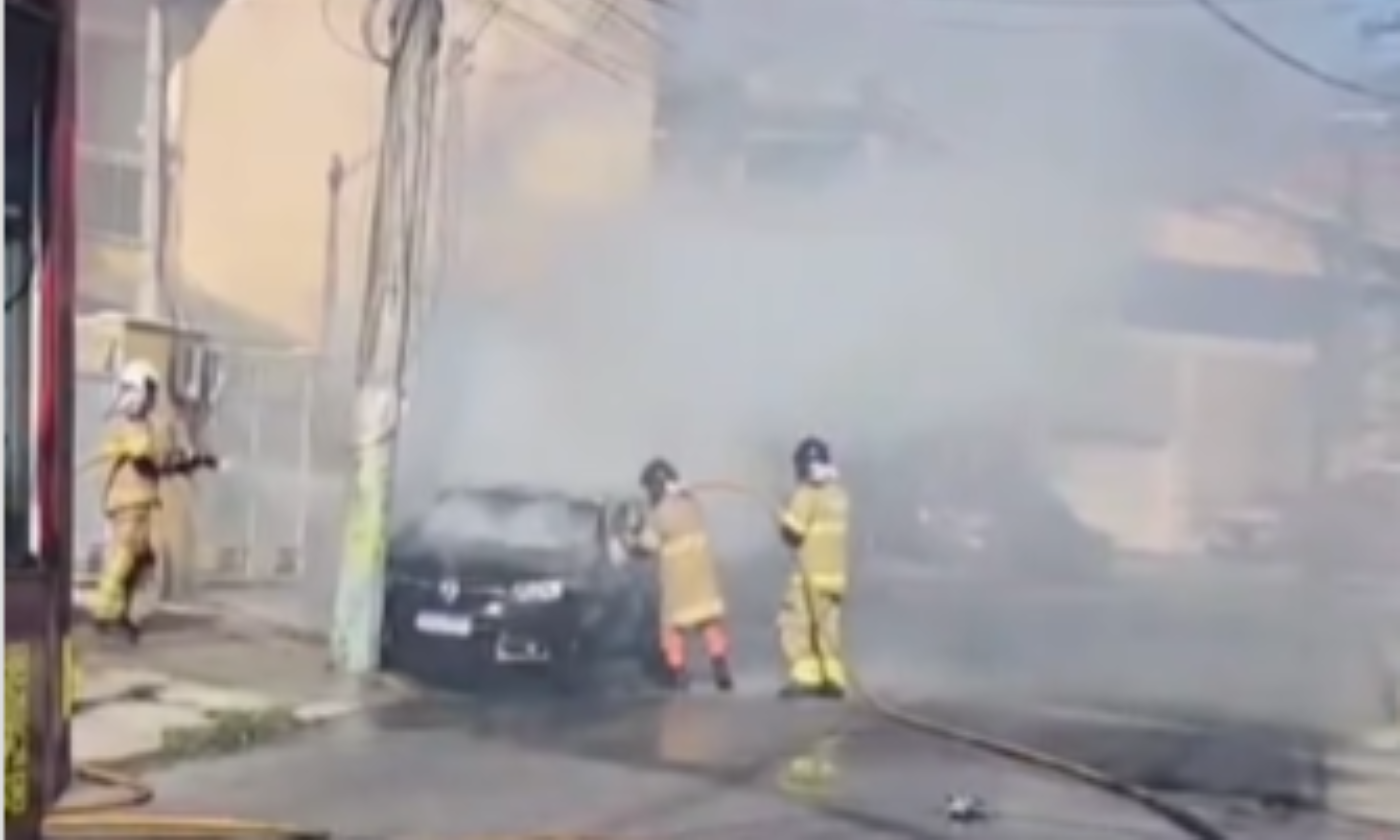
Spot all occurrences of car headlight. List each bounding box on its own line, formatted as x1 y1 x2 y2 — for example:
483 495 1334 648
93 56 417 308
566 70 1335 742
511 579 565 603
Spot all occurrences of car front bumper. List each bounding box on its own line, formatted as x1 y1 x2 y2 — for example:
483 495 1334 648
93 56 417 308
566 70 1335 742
383 583 582 680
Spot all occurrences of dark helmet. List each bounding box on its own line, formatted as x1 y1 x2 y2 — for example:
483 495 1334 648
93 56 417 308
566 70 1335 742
793 436 833 481
640 457 680 499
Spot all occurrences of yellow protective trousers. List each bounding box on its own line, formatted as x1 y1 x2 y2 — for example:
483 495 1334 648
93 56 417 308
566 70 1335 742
90 506 157 623
777 574 847 689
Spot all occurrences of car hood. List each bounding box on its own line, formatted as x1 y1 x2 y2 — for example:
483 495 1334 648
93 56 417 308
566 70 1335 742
388 539 594 585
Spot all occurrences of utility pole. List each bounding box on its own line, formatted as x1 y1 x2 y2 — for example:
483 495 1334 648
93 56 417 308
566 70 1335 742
329 140 412 676
135 0 169 320
330 0 444 676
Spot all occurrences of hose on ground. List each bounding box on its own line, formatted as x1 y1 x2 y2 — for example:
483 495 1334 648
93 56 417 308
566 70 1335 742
686 479 1233 840
40 750 331 838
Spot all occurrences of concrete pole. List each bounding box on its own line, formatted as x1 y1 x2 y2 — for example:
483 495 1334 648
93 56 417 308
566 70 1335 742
330 0 445 675
134 0 169 320
329 133 404 677
329 152 414 672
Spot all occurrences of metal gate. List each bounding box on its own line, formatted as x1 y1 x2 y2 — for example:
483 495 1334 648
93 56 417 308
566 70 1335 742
196 343 322 584
73 344 333 587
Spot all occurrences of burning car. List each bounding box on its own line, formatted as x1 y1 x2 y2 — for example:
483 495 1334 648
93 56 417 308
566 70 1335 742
381 485 668 691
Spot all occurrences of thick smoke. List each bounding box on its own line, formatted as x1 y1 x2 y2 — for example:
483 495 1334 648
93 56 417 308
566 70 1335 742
398 0 1338 503
392 0 1395 732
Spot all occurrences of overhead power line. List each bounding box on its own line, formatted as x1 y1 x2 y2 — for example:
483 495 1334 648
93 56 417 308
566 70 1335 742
1185 0 1400 102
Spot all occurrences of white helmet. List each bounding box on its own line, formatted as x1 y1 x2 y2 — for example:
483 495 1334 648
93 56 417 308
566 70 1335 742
110 358 161 417
117 358 161 390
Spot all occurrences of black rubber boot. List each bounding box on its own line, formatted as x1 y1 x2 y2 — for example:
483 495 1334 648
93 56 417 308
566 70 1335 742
119 616 143 645
778 683 816 700
710 657 734 692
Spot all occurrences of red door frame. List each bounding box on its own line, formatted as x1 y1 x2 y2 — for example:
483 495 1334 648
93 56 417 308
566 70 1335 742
38 0 79 808
4 0 76 835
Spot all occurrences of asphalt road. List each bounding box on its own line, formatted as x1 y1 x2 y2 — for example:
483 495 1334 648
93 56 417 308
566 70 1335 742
142 568 1397 840
144 691 1388 840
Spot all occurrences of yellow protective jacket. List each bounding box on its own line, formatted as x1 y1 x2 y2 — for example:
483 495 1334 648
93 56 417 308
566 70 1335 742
639 492 727 628
781 483 851 596
99 416 181 514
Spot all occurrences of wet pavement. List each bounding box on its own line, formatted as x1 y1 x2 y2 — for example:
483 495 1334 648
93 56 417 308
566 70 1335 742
142 691 1389 840
133 568 1399 840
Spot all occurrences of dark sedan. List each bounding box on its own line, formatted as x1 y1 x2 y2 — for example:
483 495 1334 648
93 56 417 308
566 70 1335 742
381 485 668 692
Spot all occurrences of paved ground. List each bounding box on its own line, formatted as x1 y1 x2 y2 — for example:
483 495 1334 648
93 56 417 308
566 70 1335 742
63 566 1400 839
69 613 398 767
142 693 1395 840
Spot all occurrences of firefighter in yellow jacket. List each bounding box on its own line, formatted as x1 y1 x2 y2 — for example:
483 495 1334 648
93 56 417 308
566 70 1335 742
777 436 850 699
89 360 217 641
628 458 735 692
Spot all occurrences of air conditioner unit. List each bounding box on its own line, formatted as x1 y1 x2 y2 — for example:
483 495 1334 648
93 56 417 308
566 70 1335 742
170 342 226 407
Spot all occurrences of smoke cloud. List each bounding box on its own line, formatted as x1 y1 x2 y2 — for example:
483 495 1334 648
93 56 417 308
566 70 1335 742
398 0 1336 498
390 0 1395 733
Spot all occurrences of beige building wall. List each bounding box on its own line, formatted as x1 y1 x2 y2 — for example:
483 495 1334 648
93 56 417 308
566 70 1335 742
1052 331 1315 555
78 0 656 339
171 0 386 345
445 0 657 291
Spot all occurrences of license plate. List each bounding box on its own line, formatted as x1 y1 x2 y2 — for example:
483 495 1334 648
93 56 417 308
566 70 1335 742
495 638 550 663
414 612 474 637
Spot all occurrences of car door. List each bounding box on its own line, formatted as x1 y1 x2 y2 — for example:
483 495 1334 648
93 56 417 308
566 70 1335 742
583 500 660 658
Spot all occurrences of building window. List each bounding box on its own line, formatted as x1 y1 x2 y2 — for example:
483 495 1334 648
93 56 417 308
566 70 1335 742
77 31 146 242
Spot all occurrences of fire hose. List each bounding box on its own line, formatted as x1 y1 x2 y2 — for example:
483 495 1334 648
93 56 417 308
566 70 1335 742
41 764 328 839
684 479 1234 840
45 478 1238 840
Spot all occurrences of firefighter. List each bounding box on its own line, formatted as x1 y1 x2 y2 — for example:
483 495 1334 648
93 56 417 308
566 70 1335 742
776 436 850 700
627 458 735 692
89 359 217 642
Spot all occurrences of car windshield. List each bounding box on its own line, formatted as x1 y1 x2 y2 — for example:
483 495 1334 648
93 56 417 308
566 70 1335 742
417 490 601 559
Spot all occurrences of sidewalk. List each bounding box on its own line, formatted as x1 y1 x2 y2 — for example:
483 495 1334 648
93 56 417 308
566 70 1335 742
1328 725 1400 826
71 608 407 768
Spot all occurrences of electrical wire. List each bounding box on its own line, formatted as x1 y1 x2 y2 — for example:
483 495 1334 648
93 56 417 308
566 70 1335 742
321 0 382 64
1185 0 1400 102
360 0 399 65
682 479 1233 840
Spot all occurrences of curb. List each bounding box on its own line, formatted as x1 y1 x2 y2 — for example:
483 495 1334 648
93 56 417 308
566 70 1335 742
1345 726 1400 754
74 695 375 773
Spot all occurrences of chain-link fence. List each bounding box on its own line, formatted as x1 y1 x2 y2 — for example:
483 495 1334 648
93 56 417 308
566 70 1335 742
196 344 319 583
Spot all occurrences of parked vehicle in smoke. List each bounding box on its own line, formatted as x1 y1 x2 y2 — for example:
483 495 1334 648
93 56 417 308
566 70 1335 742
847 429 1112 577
381 485 669 691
